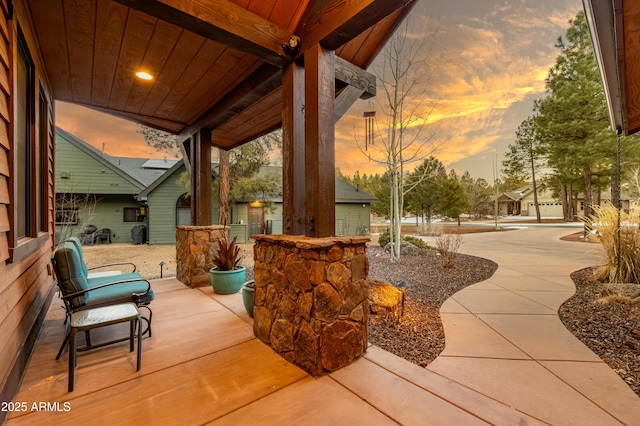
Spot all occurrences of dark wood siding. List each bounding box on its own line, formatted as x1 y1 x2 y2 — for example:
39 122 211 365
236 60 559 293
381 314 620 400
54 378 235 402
0 1 56 419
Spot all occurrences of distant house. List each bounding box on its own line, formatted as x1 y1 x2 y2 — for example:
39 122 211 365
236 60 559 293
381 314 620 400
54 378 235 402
497 184 629 218
55 128 376 244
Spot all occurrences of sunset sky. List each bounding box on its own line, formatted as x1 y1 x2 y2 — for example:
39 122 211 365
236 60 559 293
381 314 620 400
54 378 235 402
56 0 584 182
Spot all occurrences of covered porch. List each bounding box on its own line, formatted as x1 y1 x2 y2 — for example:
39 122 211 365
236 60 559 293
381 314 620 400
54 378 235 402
7 277 536 425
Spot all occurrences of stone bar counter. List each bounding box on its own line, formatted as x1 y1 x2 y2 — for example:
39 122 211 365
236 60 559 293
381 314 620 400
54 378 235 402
176 225 227 288
252 234 370 376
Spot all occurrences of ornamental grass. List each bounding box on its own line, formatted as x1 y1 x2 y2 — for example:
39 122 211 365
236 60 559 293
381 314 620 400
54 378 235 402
588 202 640 284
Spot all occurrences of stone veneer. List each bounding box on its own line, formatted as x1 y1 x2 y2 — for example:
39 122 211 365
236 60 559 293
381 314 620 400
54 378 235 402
252 234 370 376
176 225 227 288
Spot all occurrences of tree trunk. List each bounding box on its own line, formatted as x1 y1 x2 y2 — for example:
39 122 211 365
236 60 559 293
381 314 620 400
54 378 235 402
530 156 541 223
218 149 230 226
583 165 593 218
560 185 569 221
392 169 401 261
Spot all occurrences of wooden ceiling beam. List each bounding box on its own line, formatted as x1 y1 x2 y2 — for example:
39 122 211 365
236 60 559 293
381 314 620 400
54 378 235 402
114 0 295 67
335 56 375 99
296 0 415 52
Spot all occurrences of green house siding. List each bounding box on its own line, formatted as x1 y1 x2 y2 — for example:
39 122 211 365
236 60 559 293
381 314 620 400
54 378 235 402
56 133 142 195
55 194 142 244
336 204 371 236
266 205 283 234
145 164 220 245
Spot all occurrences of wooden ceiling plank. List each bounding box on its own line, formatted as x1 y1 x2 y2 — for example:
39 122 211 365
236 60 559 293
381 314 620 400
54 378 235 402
92 0 129 107
246 0 275 21
175 55 261 124
139 30 206 117
115 0 294 67
125 20 184 113
179 63 281 140
154 39 227 119
269 0 308 31
296 0 414 52
335 7 414 70
28 0 72 100
218 89 282 134
64 0 97 103
108 9 157 110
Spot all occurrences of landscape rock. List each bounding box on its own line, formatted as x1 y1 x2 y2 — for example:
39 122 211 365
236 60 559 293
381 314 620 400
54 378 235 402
367 276 403 320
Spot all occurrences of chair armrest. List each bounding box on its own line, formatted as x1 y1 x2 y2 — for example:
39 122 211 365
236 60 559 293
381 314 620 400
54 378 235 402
61 278 151 300
87 262 137 273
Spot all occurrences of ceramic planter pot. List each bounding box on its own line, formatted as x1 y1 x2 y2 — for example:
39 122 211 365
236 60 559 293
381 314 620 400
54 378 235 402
241 280 255 318
209 266 246 294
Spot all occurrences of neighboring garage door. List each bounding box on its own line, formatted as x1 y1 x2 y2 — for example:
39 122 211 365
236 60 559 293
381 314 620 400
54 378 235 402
527 202 563 217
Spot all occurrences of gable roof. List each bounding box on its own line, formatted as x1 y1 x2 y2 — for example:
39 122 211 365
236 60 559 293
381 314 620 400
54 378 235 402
140 161 377 204
57 126 377 204
110 157 179 187
335 178 378 203
136 160 187 200
56 126 148 190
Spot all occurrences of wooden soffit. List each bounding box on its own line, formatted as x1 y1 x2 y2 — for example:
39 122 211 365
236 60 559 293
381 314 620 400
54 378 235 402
27 0 417 148
585 0 640 135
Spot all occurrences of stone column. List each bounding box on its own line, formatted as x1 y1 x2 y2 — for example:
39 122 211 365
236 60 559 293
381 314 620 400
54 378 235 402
176 225 227 288
252 235 369 376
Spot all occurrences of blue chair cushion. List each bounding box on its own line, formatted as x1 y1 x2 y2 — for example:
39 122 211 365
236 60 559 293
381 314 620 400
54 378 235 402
83 273 154 308
53 242 90 307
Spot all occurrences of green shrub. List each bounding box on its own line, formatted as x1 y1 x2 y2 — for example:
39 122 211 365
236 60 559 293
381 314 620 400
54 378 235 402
378 229 390 247
403 235 431 249
378 230 433 249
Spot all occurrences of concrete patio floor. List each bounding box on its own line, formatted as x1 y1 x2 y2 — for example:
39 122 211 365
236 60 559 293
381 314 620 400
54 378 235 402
7 227 640 425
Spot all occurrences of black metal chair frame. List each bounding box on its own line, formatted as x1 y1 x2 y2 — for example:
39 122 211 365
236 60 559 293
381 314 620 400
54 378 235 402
93 228 112 244
53 276 153 360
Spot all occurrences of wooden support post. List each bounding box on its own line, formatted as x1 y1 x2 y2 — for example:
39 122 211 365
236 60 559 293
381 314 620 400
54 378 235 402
305 44 335 237
190 129 212 225
282 61 306 235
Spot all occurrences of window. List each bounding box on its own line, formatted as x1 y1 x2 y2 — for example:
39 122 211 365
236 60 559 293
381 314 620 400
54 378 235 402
38 88 49 232
176 194 191 226
15 27 35 239
123 207 146 222
55 208 78 225
123 208 138 222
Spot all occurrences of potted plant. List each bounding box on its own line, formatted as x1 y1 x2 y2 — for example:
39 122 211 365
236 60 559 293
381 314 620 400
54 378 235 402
242 280 255 318
209 235 245 294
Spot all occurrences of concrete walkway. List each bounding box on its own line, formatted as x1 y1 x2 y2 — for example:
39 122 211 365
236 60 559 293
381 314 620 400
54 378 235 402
426 227 640 425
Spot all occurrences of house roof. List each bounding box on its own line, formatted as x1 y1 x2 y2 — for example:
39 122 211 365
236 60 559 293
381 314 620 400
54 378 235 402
140 161 377 204
109 157 180 187
56 126 148 189
335 178 378 204
58 127 377 204
28 0 417 148
500 185 533 202
584 0 640 135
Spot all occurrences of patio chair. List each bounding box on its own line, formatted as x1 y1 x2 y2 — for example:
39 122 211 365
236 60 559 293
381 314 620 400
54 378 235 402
94 228 111 244
66 237 135 277
52 241 154 359
79 224 97 245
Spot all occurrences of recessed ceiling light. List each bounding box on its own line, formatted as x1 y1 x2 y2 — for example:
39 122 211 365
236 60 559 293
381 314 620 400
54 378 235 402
136 71 153 80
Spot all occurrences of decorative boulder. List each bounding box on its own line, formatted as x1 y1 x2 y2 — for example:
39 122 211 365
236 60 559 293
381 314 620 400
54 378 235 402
367 276 403 320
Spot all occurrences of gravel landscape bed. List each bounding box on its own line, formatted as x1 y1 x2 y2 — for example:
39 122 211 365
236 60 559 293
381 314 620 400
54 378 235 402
365 245 498 366
559 267 640 396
